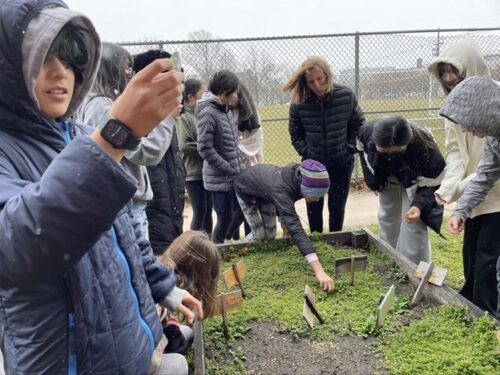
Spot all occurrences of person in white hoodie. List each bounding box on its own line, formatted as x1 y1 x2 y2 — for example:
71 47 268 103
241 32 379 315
428 40 500 317
75 43 177 241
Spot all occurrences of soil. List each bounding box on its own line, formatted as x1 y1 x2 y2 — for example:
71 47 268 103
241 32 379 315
236 322 389 375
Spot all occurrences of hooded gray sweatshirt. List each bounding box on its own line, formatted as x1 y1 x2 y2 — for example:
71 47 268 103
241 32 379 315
439 76 500 220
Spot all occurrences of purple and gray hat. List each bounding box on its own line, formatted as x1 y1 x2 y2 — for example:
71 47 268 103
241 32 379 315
299 159 330 197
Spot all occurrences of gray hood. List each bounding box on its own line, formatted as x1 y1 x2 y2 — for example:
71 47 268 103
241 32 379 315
195 91 229 115
22 6 101 119
439 76 500 139
428 39 490 84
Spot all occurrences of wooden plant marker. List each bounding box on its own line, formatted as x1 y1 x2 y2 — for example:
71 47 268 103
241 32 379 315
335 255 368 285
376 284 396 330
193 314 205 375
414 261 448 287
411 262 436 306
302 285 324 329
223 260 247 298
215 290 244 340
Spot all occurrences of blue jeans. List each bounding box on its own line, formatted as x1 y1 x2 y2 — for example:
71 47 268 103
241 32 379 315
210 191 233 244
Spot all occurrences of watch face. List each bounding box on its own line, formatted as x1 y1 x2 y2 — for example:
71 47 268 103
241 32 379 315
103 120 128 147
101 119 139 149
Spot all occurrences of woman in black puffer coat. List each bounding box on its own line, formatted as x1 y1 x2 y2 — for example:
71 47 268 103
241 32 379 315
284 56 365 233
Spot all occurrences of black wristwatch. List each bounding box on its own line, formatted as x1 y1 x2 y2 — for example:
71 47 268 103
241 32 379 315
99 118 141 150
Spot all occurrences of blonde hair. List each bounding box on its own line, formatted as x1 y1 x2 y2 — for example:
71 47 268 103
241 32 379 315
283 56 334 104
160 231 221 318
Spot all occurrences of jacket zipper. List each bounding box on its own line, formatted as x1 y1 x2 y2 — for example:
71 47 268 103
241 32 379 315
59 122 154 365
320 101 327 159
61 122 72 144
110 227 155 353
60 123 77 375
62 279 77 375
226 111 239 179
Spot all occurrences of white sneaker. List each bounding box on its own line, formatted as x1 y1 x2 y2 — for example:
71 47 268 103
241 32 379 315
245 233 255 243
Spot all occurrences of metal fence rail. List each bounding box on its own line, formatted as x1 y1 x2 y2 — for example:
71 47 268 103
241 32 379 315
118 28 500 177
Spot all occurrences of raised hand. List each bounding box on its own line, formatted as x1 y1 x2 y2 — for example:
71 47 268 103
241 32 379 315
110 58 184 137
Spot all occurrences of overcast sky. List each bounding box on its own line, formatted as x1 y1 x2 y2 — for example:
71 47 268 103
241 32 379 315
65 0 500 42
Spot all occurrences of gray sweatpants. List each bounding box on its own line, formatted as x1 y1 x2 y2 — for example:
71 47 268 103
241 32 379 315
236 194 277 241
378 177 431 265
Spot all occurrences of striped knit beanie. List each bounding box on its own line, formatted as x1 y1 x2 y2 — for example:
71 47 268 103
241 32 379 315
299 159 330 197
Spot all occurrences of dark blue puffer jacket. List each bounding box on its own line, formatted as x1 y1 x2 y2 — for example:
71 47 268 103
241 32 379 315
0 1 176 374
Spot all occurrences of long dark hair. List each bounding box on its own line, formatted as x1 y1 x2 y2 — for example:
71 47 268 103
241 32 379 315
406 123 437 160
373 116 437 162
437 63 465 95
208 70 239 96
182 78 205 108
91 42 132 100
133 49 171 73
235 82 260 132
373 116 413 148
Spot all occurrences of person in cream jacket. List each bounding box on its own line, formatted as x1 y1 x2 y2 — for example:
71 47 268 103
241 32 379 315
429 39 500 315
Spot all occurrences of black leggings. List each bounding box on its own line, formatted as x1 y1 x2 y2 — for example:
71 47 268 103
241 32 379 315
225 203 251 241
186 180 213 234
462 212 500 317
306 159 354 233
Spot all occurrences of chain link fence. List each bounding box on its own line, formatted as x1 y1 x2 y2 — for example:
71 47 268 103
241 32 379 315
118 28 500 180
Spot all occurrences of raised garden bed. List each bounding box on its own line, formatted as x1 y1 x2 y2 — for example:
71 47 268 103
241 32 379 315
195 229 498 375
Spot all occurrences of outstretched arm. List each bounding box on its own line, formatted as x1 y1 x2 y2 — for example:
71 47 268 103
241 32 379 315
276 197 335 292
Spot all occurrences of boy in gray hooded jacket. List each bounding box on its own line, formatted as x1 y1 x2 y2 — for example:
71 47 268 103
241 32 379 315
440 76 500 318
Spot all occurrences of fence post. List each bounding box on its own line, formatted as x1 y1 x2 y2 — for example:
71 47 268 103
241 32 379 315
353 32 360 184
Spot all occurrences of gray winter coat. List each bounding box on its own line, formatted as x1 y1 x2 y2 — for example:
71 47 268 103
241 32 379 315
440 76 500 221
196 92 242 191
0 2 177 374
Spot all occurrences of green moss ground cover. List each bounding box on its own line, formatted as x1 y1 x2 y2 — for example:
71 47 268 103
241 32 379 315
201 234 498 374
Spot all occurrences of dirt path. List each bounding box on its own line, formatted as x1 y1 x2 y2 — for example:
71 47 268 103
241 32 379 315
182 188 457 232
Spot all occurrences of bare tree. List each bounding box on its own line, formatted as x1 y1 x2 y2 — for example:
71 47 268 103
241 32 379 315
181 29 237 83
238 45 289 106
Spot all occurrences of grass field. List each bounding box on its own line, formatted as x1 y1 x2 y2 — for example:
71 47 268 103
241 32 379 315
258 97 448 169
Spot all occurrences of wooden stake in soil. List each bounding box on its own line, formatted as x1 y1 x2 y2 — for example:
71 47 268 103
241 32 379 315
215 290 244 340
303 285 324 329
376 284 396 330
335 255 368 285
414 261 448 287
411 262 434 306
219 294 229 340
223 260 247 297
193 314 205 375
